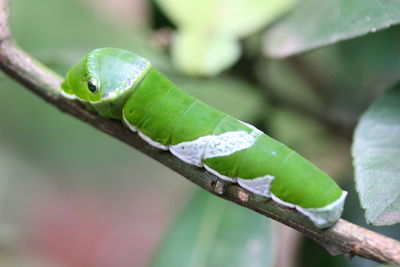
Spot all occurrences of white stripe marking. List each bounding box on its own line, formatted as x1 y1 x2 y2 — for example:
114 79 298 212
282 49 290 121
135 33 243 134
60 90 77 100
203 130 261 159
271 193 296 208
169 135 210 167
237 175 274 197
138 131 168 150
204 165 236 182
122 113 138 132
295 191 347 228
271 191 347 228
122 114 168 150
169 130 261 167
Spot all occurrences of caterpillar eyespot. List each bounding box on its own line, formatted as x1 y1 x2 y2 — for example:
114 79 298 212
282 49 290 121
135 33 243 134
87 79 98 93
61 47 347 228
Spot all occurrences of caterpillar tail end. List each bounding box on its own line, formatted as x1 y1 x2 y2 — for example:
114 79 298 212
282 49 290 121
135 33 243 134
230 175 346 228
296 191 347 228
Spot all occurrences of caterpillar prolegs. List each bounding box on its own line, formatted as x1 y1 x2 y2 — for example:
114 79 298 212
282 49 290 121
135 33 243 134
61 48 347 228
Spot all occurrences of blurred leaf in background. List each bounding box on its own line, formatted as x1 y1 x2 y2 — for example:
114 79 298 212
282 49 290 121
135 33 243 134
0 0 265 265
352 85 400 226
2 0 400 266
264 0 400 58
156 0 297 76
152 190 274 267
1 0 185 265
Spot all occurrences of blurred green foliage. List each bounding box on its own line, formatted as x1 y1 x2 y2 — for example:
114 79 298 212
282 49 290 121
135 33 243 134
264 0 400 58
156 0 296 76
353 85 400 226
152 190 274 267
1 0 400 266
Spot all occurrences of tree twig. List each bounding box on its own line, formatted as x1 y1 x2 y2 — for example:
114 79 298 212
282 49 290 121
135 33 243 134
0 1 399 264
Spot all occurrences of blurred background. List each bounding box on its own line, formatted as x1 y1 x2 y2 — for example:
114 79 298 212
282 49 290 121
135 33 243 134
0 0 400 266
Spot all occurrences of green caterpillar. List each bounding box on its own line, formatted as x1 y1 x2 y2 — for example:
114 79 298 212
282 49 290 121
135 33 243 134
61 48 347 228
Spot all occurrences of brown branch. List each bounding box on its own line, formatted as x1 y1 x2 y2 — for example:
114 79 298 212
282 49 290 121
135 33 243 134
0 2 400 264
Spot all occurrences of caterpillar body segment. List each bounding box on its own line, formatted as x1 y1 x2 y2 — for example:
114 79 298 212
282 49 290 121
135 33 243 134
62 48 347 228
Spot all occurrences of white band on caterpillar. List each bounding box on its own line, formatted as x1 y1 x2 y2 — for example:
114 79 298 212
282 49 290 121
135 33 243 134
169 130 260 167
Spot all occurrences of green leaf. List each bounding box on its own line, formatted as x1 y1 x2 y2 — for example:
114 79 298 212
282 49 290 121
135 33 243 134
151 190 274 267
156 0 296 76
352 84 400 225
264 0 400 58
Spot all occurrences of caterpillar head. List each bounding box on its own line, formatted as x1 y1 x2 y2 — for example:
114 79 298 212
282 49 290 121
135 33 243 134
61 48 151 118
